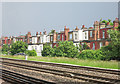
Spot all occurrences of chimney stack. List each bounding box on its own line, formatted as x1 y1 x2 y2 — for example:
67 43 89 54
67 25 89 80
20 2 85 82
64 26 69 41
36 32 38 35
44 31 47 35
75 26 79 30
40 32 42 35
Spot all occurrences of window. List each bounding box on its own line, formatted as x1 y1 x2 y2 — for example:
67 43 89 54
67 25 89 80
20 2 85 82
35 46 37 50
57 35 60 40
93 43 95 50
108 29 111 38
32 46 34 50
51 36 53 41
103 30 105 38
40 46 42 51
85 32 87 39
75 34 77 40
62 35 64 41
69 34 72 40
100 42 103 48
30 38 32 42
90 31 92 37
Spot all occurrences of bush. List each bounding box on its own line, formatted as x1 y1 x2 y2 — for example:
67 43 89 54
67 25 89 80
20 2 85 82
78 49 107 60
78 50 95 59
25 50 37 56
10 41 28 55
42 43 54 57
53 41 79 58
2 44 10 55
94 49 104 60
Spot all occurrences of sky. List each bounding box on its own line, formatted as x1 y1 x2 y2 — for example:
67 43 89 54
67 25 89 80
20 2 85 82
1 2 119 37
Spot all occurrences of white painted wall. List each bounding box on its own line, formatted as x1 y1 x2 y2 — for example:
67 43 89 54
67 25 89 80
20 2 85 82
73 32 79 42
82 31 88 40
32 37 37 44
39 34 48 43
28 44 43 56
78 30 83 41
73 43 80 47
46 35 50 43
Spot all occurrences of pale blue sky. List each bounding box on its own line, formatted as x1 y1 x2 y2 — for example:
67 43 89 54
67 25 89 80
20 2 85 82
2 2 118 37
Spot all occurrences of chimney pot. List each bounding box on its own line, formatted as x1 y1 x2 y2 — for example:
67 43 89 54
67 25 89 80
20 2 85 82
82 25 85 28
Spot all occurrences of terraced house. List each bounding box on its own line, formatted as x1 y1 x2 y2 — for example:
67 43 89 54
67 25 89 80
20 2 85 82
81 18 119 50
1 18 119 56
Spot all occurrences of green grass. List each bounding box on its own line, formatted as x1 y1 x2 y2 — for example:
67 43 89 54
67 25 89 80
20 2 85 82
1 55 119 69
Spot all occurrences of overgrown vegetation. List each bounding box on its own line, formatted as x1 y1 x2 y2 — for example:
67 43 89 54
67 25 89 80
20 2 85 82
2 41 37 56
101 19 113 26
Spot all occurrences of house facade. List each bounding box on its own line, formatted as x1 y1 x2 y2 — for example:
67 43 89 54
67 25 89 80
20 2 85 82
81 18 119 50
1 18 119 56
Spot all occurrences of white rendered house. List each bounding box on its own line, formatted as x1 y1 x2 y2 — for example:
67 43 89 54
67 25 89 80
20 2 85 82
28 44 43 56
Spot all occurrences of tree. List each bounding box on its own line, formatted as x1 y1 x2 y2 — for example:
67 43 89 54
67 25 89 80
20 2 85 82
102 19 113 26
42 43 54 56
108 19 111 22
54 41 79 58
2 44 10 55
10 41 28 55
107 29 120 60
118 21 120 31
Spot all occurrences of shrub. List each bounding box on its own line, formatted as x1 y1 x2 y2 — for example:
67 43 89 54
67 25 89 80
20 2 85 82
78 50 95 59
10 41 28 55
53 41 79 58
25 50 37 56
2 44 10 55
42 43 54 57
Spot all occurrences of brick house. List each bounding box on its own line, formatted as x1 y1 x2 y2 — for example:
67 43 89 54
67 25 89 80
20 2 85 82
81 18 119 50
50 26 70 48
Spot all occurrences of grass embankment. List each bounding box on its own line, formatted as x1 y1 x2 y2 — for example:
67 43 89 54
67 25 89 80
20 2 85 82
1 55 119 69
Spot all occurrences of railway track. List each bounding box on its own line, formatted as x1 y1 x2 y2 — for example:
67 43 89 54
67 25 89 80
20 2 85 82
0 57 120 84
1 69 55 84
